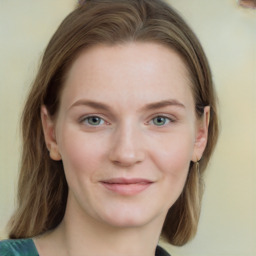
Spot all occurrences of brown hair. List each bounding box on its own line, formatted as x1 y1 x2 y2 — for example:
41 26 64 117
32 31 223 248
8 0 219 246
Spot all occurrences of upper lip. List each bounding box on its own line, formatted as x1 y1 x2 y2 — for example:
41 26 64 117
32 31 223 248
100 178 153 184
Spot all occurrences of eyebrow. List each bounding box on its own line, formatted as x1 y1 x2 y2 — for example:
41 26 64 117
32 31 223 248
69 100 111 111
142 99 185 111
68 99 185 112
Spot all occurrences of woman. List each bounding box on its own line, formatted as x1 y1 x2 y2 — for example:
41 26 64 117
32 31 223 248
0 0 219 255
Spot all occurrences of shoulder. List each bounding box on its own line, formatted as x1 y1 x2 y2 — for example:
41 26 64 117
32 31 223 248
0 238 39 256
156 245 171 256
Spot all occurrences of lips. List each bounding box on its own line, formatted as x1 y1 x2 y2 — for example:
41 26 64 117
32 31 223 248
100 178 153 196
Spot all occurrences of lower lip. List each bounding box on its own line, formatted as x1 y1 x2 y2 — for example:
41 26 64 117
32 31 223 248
100 182 152 196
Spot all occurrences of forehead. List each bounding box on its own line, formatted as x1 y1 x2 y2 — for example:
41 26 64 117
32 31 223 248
60 42 194 109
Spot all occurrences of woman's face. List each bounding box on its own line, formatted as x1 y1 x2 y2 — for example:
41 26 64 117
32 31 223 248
42 42 208 229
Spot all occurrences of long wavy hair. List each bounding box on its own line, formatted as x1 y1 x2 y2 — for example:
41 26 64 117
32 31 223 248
8 0 219 246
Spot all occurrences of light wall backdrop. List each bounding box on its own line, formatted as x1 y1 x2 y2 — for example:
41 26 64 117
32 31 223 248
0 1 255 255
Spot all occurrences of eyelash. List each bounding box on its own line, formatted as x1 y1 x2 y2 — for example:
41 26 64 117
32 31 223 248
79 114 175 127
147 115 174 127
80 115 108 126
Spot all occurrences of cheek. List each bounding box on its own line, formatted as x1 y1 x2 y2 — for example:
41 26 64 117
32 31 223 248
149 131 194 185
151 136 193 210
57 128 106 181
153 130 194 159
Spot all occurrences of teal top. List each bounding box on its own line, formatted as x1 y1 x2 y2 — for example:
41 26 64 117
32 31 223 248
0 238 170 256
0 239 38 256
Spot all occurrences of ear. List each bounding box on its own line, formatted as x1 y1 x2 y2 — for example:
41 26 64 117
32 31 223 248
41 105 62 161
192 106 210 162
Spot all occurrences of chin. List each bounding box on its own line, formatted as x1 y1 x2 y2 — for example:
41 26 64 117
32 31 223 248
96 205 166 229
102 215 151 229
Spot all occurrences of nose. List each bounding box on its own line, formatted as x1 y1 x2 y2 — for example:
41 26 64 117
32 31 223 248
108 122 145 167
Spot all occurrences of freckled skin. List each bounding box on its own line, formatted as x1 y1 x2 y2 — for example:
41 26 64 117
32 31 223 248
45 42 207 230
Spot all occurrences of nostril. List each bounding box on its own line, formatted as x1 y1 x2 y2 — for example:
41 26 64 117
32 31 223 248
110 151 145 167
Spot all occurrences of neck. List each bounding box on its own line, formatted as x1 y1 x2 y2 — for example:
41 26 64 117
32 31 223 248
53 194 165 256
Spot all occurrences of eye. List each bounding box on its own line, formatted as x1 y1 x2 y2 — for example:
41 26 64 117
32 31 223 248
82 116 105 126
151 116 172 126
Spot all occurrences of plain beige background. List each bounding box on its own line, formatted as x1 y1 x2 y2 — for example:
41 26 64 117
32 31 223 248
0 0 255 255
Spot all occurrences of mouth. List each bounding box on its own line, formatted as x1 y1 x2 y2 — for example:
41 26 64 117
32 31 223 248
100 178 153 196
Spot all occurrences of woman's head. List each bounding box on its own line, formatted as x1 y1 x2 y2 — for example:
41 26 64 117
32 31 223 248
8 0 218 246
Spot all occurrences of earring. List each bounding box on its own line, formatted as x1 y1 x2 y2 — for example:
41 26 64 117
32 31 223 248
195 159 200 177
